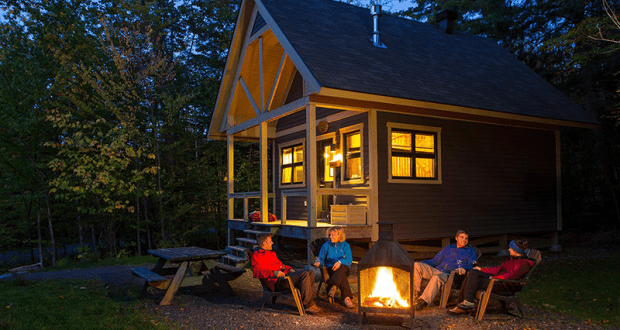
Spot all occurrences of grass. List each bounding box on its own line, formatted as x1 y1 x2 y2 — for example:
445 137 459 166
522 253 620 327
0 278 181 330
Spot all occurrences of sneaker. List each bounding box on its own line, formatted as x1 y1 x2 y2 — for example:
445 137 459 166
305 304 322 314
343 297 355 309
415 299 427 311
327 286 337 304
457 300 475 310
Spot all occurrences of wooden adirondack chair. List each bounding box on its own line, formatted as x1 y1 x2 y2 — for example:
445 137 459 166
474 249 542 320
439 246 482 308
249 251 305 316
309 237 330 296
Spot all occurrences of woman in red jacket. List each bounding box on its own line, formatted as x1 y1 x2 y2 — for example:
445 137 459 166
448 239 534 315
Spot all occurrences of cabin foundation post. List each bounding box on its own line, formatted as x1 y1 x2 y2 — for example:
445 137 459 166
498 234 509 256
550 231 562 251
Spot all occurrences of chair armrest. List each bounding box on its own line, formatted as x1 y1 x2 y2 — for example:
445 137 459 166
320 266 330 281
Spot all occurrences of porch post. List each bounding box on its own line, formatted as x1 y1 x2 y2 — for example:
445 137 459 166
306 103 317 228
260 121 269 223
227 134 235 246
368 109 379 242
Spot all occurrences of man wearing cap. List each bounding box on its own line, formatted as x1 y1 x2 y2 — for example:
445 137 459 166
414 229 478 311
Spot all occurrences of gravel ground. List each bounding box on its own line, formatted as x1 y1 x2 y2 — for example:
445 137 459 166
5 246 619 330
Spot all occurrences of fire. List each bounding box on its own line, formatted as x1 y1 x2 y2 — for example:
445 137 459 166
366 267 410 308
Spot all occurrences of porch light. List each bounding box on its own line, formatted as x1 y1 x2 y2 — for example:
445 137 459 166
328 150 343 168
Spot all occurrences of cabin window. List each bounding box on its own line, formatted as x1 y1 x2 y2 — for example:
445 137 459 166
388 123 441 184
344 130 362 180
280 142 304 186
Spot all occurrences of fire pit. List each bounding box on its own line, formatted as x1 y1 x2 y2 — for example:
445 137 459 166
358 222 415 327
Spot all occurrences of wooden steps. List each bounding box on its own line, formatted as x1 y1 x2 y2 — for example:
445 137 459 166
221 224 279 267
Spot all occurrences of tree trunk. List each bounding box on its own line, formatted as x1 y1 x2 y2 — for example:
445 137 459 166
144 197 152 250
77 201 84 260
37 199 43 268
43 193 56 267
91 225 98 254
136 193 142 256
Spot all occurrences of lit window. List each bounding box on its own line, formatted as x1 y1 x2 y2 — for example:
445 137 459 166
344 131 361 180
322 144 333 182
391 130 437 179
281 143 304 185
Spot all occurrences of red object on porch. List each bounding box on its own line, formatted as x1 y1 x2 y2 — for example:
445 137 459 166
249 211 277 222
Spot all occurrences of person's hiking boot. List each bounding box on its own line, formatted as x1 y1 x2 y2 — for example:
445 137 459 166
447 306 468 315
457 300 475 310
343 297 355 309
327 286 337 304
305 304 322 314
415 299 427 311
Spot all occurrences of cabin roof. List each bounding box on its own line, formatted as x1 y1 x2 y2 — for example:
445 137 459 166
208 0 597 140
259 0 596 124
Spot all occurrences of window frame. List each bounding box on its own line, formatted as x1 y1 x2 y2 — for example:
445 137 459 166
278 138 306 188
387 123 442 184
340 124 365 184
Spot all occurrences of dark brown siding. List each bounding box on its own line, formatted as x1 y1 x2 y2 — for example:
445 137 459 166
377 112 558 241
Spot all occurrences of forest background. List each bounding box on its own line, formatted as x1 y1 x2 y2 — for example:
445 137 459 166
1 0 619 268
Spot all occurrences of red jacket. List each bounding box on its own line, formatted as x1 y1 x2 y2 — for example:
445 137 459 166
250 249 293 291
481 257 535 280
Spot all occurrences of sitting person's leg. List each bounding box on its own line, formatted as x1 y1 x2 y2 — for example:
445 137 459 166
327 265 352 298
419 271 449 306
413 262 440 295
460 269 491 307
290 270 316 307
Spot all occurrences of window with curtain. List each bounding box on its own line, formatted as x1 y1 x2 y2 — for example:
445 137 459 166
344 131 361 180
391 130 437 179
281 143 304 185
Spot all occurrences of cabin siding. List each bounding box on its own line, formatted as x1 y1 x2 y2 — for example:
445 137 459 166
377 112 558 241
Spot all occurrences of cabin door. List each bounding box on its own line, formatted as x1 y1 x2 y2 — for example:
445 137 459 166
317 139 334 222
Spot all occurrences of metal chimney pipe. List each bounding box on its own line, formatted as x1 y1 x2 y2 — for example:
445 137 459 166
371 5 385 48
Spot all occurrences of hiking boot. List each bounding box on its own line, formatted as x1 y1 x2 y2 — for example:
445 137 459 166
305 304 322 314
327 286 337 304
447 306 468 315
343 297 355 309
415 299 427 311
457 300 475 310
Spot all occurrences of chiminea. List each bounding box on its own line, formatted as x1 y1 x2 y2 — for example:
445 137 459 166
358 222 415 327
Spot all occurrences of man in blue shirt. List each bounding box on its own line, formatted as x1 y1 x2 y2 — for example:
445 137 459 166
414 229 477 311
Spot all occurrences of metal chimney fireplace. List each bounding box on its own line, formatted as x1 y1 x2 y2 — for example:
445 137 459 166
358 222 415 327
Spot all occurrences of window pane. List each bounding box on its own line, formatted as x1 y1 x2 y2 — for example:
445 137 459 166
294 145 304 163
323 145 333 182
293 165 304 183
282 167 292 183
392 156 412 177
347 132 361 151
282 148 292 165
415 134 434 154
347 157 361 179
391 132 411 152
416 158 435 178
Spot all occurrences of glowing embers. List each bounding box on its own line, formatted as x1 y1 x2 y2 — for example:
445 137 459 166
360 266 411 309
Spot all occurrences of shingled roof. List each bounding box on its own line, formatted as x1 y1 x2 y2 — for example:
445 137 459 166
258 0 597 125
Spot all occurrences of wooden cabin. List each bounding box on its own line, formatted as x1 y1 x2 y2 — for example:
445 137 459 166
207 0 598 264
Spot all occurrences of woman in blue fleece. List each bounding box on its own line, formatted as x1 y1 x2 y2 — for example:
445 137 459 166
313 226 354 308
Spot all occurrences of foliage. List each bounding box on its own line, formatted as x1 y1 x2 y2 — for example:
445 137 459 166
523 253 620 327
0 279 179 330
0 0 240 261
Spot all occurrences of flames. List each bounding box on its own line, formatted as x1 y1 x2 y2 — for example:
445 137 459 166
364 267 410 308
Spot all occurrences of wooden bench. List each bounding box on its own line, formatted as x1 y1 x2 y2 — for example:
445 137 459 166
131 267 168 289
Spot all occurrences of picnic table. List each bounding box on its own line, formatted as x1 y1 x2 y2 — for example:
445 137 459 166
131 246 245 306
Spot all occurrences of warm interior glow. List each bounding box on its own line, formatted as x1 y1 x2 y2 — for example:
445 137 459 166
416 158 434 178
367 267 410 308
415 134 434 153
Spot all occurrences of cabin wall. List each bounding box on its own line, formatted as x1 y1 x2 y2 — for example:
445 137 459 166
377 112 558 241
274 107 368 221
